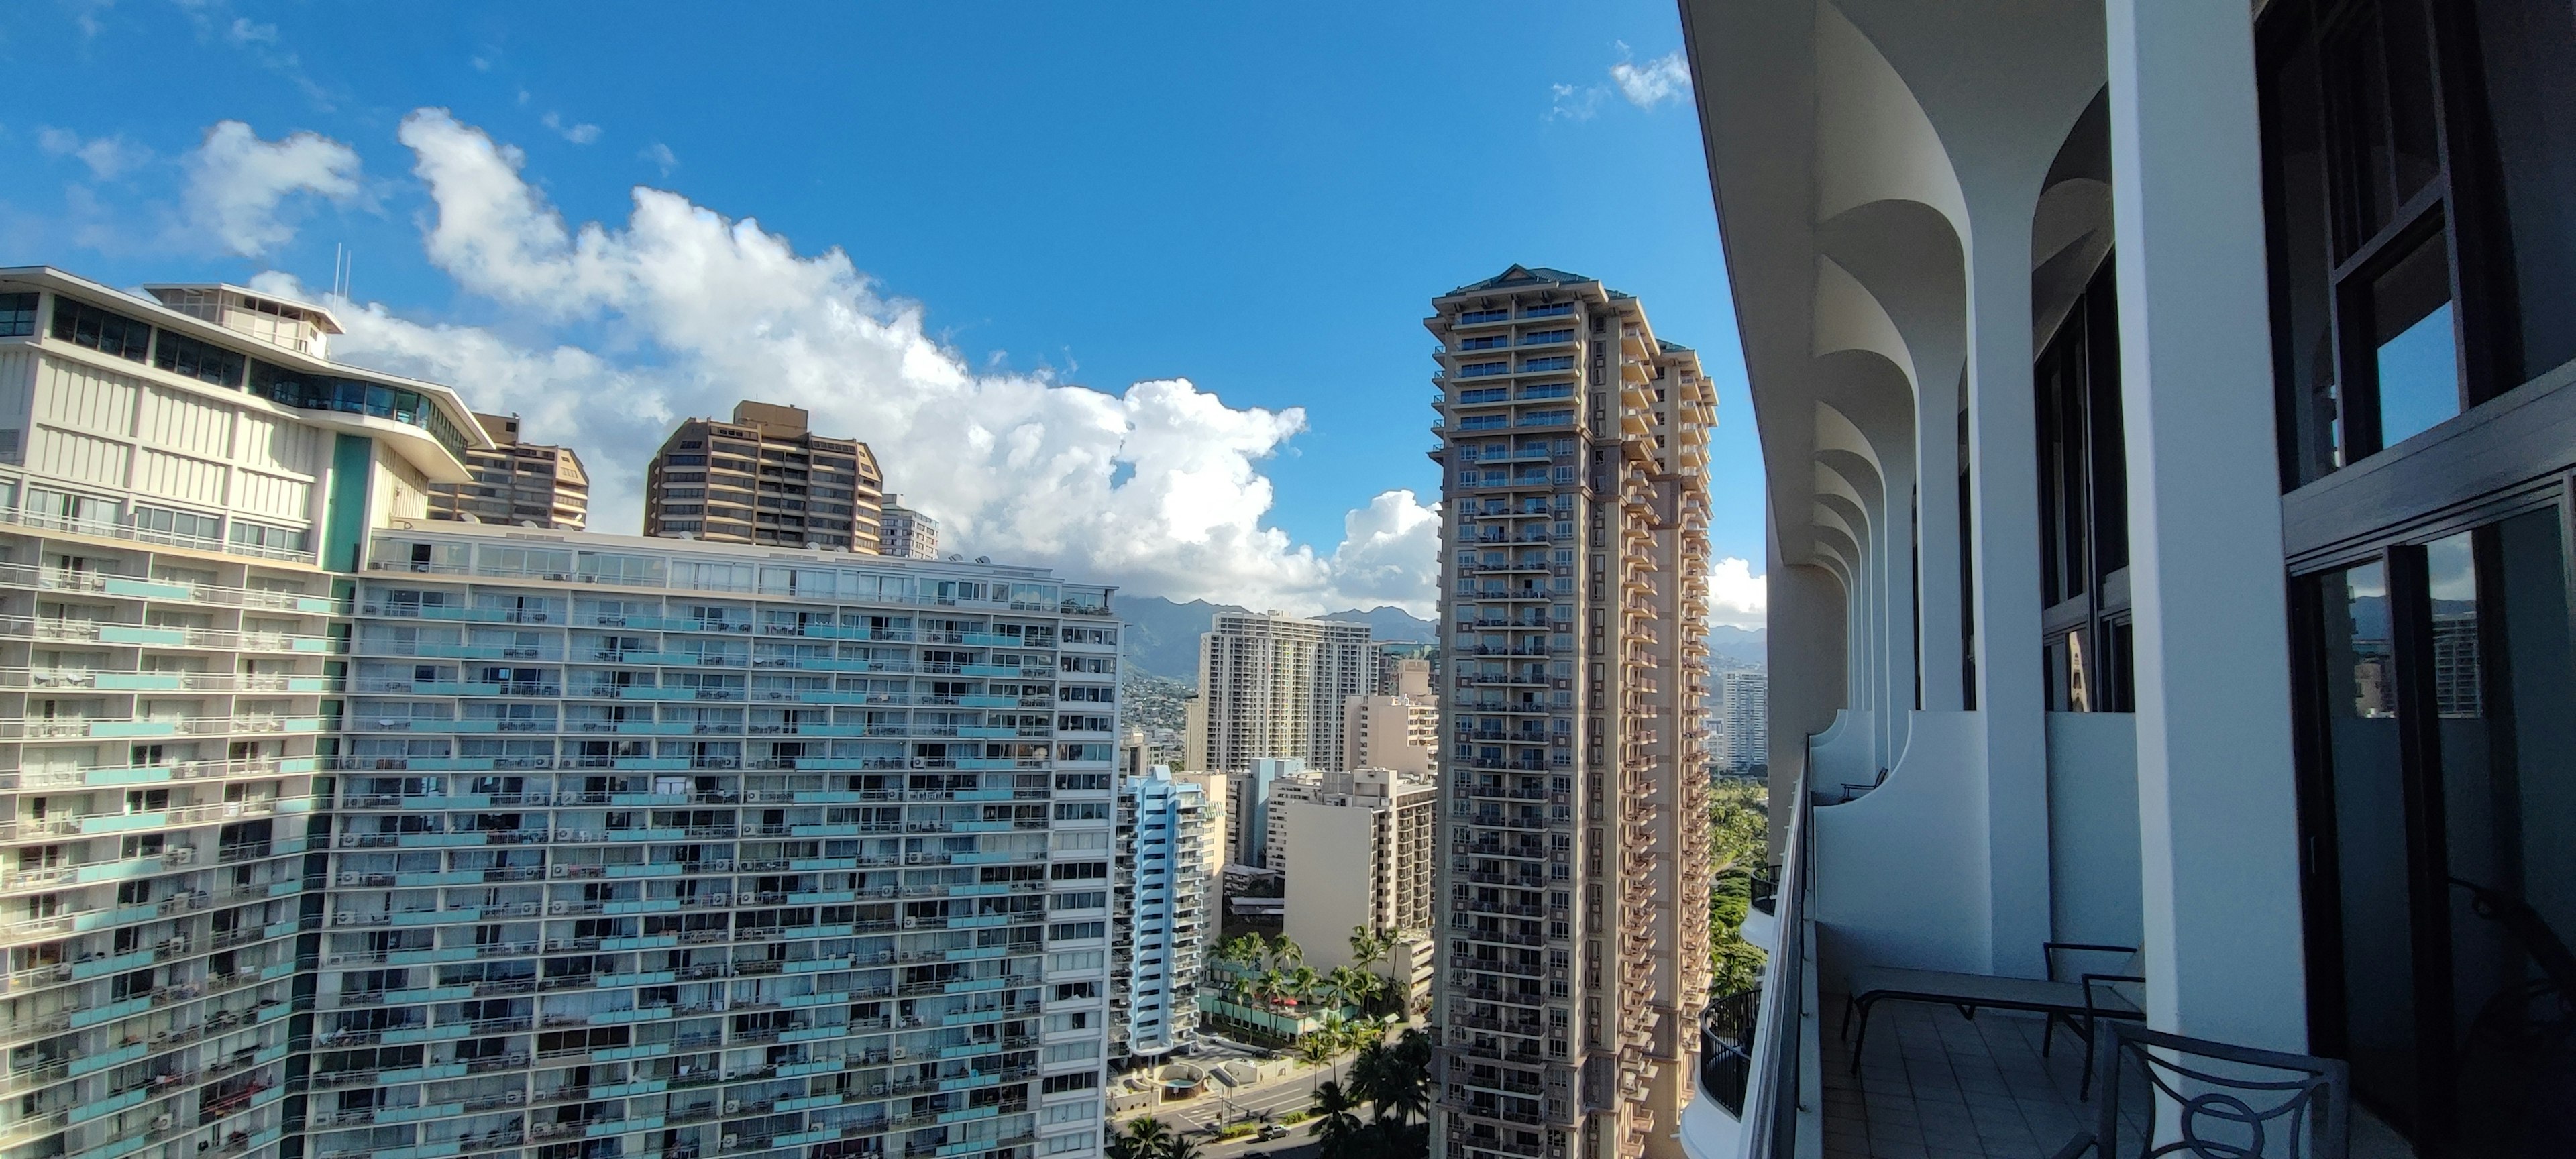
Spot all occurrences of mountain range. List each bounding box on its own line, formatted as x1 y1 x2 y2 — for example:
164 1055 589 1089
1112 594 1766 684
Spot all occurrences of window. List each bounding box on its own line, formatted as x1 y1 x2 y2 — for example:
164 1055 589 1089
1041 1072 1099 1095
2035 258 2133 713
244 362 469 462
1046 921 1105 942
1459 361 1509 378
0 292 38 337
229 521 309 557
152 331 246 387
50 298 150 360
2261 0 2576 487
133 506 223 547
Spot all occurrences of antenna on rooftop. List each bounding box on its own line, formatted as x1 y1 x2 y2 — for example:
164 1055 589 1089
330 245 354 301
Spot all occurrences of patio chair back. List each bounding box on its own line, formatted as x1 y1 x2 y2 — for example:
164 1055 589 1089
2087 1022 2349 1158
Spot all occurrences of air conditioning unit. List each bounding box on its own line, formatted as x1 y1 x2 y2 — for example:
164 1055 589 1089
551 865 570 878
888 1048 906 1060
549 901 568 914
724 1101 742 1115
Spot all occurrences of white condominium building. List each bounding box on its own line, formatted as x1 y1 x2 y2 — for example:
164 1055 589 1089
1188 612 1369 773
0 268 490 1159
1108 767 1214 1066
0 265 1118 1159
1711 671 1765 775
1427 266 1715 1159
337 526 1118 1159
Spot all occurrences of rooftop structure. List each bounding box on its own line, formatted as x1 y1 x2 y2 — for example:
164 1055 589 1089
425 411 591 530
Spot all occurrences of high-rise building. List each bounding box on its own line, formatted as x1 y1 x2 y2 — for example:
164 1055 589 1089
1274 768 1439 1004
1344 658 1439 775
1426 266 1713 1159
426 411 592 530
340 527 1116 1159
0 268 492 1159
642 400 887 553
1109 766 1214 1066
877 494 938 560
1221 755 1301 871
1711 670 1767 774
0 266 1116 1159
1189 611 1370 773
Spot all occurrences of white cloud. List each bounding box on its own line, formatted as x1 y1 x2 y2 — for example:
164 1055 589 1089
305 107 1442 616
225 17 276 45
178 120 362 256
1708 556 1767 630
1547 82 1603 122
1610 48 1691 108
541 112 601 145
640 142 678 177
38 127 151 180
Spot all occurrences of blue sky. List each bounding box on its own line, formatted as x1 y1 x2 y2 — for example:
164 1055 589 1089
1 0 1766 626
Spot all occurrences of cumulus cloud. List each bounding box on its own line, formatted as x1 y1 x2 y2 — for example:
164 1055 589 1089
1610 48 1692 108
1707 556 1767 630
303 108 1442 615
38 128 151 180
179 120 363 256
541 112 601 145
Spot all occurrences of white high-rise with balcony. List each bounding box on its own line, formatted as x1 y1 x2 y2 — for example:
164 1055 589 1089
1188 612 1370 773
1108 767 1213 1067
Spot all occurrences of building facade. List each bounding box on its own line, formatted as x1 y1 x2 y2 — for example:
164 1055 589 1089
1273 769 1437 987
426 412 592 531
1426 266 1715 1159
641 402 886 554
1108 767 1213 1067
875 496 938 561
1710 671 1765 775
0 266 1117 1159
335 526 1118 1159
1342 659 1439 777
1188 612 1369 773
0 269 488 1159
1676 3 2576 1157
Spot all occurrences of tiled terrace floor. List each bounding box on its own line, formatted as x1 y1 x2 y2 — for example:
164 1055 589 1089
1819 994 2143 1159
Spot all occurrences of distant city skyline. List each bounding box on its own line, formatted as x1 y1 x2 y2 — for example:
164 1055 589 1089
0 1 1765 628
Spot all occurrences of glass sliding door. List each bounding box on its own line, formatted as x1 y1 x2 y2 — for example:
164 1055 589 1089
2296 506 2576 1156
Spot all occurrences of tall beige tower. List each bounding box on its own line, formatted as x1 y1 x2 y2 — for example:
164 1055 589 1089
1426 266 1714 1159
1190 610 1371 772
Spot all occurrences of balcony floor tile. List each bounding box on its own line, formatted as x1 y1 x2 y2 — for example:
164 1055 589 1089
1819 994 2148 1159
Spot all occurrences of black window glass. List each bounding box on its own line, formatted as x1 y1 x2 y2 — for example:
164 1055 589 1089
152 331 246 388
0 292 38 338
2465 0 2576 382
50 298 151 362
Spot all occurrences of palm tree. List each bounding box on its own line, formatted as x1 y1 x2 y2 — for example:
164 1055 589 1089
1284 964 1322 1009
1312 1011 1356 1085
1125 1117 1171 1153
1348 925 1389 973
1295 1034 1338 1093
1157 1137 1201 1159
1217 934 1265 971
1251 967 1286 1010
1307 1081 1364 1159
1379 1030 1432 1124
1322 965 1382 1014
1348 1040 1397 1121
1271 935 1305 971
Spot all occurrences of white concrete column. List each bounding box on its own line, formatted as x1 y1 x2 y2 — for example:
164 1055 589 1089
1963 207 2052 979
1880 446 1919 762
1914 366 1965 712
2104 0 2307 1051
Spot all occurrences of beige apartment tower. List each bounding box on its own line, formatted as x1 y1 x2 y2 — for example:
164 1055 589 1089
425 411 591 529
1275 768 1439 995
1426 267 1713 1159
877 494 938 559
1344 657 1438 775
641 400 887 551
1189 610 1371 772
